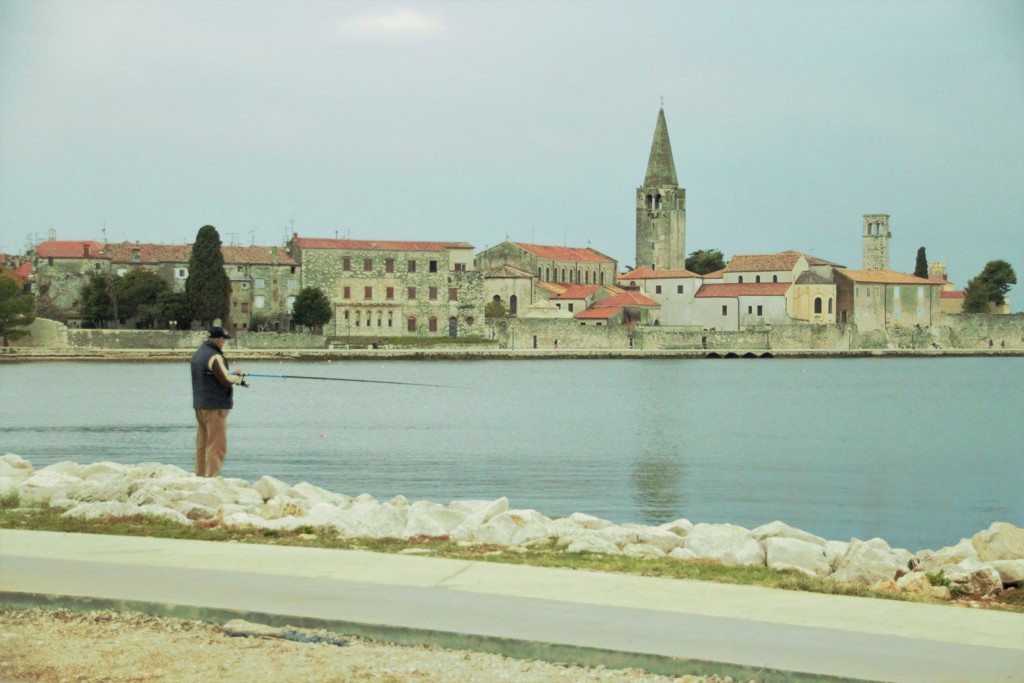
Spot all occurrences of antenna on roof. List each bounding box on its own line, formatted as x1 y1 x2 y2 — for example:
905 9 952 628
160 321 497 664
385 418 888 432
248 230 256 246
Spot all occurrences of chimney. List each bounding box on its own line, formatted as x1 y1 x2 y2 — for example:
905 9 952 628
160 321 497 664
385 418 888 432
82 243 91 258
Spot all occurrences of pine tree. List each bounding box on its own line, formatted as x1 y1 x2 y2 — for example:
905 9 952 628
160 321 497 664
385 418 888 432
914 247 928 279
0 276 35 346
185 225 231 326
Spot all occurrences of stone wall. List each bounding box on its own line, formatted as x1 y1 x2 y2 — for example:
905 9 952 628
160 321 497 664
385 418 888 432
937 313 1024 349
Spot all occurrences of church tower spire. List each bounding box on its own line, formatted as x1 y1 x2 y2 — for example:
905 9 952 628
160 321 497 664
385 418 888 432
636 107 686 271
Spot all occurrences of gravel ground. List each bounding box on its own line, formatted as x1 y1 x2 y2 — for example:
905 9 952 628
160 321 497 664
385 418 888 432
0 609 742 683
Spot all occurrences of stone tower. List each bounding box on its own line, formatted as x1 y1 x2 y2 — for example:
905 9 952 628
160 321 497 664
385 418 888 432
862 214 891 270
636 108 686 271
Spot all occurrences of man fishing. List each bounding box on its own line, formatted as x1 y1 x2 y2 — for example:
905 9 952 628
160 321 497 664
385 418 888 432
190 326 248 477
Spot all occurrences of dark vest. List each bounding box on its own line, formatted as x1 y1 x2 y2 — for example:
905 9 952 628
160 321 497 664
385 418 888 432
191 340 233 410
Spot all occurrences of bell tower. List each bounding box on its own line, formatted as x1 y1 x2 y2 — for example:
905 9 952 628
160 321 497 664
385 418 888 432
636 108 686 271
862 214 891 270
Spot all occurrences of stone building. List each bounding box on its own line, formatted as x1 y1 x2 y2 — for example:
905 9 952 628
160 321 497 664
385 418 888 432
288 235 484 339
636 108 686 271
575 290 660 327
617 266 702 326
31 239 299 330
834 269 943 330
862 214 891 270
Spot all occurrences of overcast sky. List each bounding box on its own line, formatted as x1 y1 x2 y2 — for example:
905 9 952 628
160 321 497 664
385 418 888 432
1 0 1021 304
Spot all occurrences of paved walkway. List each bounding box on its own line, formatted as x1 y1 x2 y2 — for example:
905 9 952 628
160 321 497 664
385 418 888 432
1 530 1022 682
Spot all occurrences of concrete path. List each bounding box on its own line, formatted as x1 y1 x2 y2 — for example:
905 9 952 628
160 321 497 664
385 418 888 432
1 530 1022 682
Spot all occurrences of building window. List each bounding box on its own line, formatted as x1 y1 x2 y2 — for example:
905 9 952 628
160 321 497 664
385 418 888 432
131 252 141 263
545 267 550 280
388 313 393 327
254 296 265 309
814 297 822 314
562 268 567 282
722 305 728 316
455 263 466 272
748 306 753 314
386 287 394 299
738 276 744 283
828 299 833 314
176 268 188 278
286 296 296 310
893 286 900 298
364 259 372 271
756 275 761 283
287 279 297 289
408 260 416 273
677 285 683 294
428 317 438 332
343 286 351 299
407 316 416 332
290 266 296 274
407 287 416 299
241 303 249 313
466 316 474 325
449 288 458 301
429 260 438 273
364 286 372 299
48 257 53 266
568 303 574 312
757 305 763 316
94 262 102 270
385 258 394 273
254 278 265 288
343 310 349 320
236 266 243 273
429 287 438 300
343 257 351 271
240 282 249 290
773 275 778 283
655 285 662 294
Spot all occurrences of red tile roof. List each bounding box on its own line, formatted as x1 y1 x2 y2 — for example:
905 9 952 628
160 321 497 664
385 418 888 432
695 282 792 298
36 241 106 259
940 290 965 299
14 262 32 278
295 237 472 252
779 250 845 267
702 268 725 279
511 242 614 263
591 290 659 307
724 253 802 273
575 307 620 319
105 242 191 264
619 266 700 280
550 284 603 300
836 269 944 285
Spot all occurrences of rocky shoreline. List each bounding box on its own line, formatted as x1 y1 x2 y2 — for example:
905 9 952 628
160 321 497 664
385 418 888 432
2 453 1022 601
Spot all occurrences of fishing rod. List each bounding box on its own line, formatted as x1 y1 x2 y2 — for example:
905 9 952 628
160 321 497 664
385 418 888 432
239 372 459 389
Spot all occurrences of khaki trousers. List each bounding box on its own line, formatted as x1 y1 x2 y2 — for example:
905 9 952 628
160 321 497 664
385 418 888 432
195 408 230 477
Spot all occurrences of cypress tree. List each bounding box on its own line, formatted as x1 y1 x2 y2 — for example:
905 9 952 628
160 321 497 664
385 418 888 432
914 247 928 279
185 225 231 326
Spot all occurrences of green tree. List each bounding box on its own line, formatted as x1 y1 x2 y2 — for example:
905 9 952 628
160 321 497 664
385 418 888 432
118 269 170 327
185 225 231 326
485 299 507 320
80 271 119 327
291 287 332 333
0 276 35 346
685 249 726 275
963 260 1017 313
914 247 928 279
156 291 192 330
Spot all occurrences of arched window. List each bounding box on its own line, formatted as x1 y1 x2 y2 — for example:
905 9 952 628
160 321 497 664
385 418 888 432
828 298 833 314
773 275 778 283
465 316 474 326
585 271 590 284
448 317 457 337
655 194 662 209
645 194 653 209
428 316 438 332
407 317 416 332
756 275 761 283
545 267 550 281
814 297 823 314
562 268 566 282
509 295 518 314
493 294 501 302
738 276 744 283
599 271 604 284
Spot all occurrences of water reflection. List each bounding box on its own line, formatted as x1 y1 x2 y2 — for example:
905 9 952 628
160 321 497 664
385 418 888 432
631 449 687 524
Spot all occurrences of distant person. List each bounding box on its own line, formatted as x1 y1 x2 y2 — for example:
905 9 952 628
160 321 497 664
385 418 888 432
988 339 994 348
190 327 247 477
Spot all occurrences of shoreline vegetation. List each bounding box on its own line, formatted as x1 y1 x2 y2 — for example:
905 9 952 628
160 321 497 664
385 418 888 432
2 456 1021 613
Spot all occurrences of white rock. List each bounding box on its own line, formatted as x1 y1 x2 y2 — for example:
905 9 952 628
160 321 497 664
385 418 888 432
18 470 82 505
289 482 353 508
829 538 904 585
402 501 466 538
34 462 86 478
915 538 980 574
983 559 1024 586
450 498 509 538
388 495 410 508
80 462 130 479
972 522 1024 562
945 559 1003 597
194 478 263 507
751 520 827 548
253 475 292 502
824 540 850 571
658 518 694 537
622 543 667 559
63 501 145 520
566 535 620 555
138 504 190 525
259 497 307 521
764 537 831 578
172 500 219 521
0 453 34 478
597 525 684 553
456 513 524 546
63 474 132 503
335 500 406 538
127 484 176 507
567 512 614 530
684 523 765 567
895 571 933 596
669 547 698 561
224 511 270 528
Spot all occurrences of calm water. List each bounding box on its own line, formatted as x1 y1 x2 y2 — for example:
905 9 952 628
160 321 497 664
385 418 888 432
1 358 1021 551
